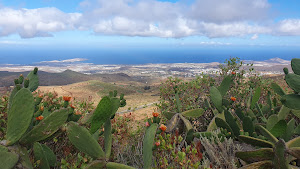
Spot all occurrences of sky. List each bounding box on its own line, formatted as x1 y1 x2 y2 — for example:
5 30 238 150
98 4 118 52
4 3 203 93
0 0 300 50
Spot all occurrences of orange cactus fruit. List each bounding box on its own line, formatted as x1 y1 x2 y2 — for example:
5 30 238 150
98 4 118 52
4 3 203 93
40 106 44 112
152 112 159 117
75 111 82 115
230 97 236 101
36 115 44 121
155 141 160 146
159 124 167 131
70 104 75 109
63 96 71 102
146 122 150 127
231 71 236 75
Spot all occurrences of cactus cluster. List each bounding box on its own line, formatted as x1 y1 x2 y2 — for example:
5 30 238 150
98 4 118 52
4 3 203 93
165 91 204 133
236 125 300 169
273 58 300 110
0 68 71 169
66 91 135 169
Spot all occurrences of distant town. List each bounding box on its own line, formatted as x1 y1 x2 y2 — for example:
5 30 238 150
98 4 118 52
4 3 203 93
0 57 290 78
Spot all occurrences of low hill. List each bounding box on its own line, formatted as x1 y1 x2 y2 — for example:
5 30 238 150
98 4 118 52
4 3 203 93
0 70 135 87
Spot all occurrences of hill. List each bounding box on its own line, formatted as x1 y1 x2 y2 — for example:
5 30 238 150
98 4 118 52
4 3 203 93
0 69 136 87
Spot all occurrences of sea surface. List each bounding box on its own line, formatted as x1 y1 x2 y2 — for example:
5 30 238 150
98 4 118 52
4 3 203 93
0 47 299 65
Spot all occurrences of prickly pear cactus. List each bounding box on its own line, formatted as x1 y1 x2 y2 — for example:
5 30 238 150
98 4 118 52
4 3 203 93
251 87 261 109
224 110 240 137
104 119 112 158
90 96 112 134
106 162 136 169
210 86 223 113
238 135 273 148
66 122 105 159
181 108 204 118
217 75 232 97
143 123 158 169
85 160 106 169
242 116 255 136
27 67 39 92
285 73 300 93
0 151 19 169
41 144 57 167
20 108 70 145
291 58 300 75
6 88 34 145
235 148 274 163
281 94 300 110
33 142 50 169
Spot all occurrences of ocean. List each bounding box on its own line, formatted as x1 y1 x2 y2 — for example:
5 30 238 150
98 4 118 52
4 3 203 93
0 47 299 65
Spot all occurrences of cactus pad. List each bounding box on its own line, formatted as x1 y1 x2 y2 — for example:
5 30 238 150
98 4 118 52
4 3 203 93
210 86 223 113
281 94 300 110
20 108 70 144
235 148 274 163
242 116 254 136
41 144 57 167
251 87 261 109
291 58 300 75
26 70 39 92
181 108 204 118
217 75 232 97
85 160 106 169
238 135 273 148
90 96 112 134
287 137 300 148
6 88 34 145
106 162 135 169
143 123 158 169
104 119 112 158
266 114 278 131
67 122 104 159
270 120 287 138
271 83 286 96
33 142 50 169
239 161 273 169
256 125 278 144
0 151 19 169
285 73 300 93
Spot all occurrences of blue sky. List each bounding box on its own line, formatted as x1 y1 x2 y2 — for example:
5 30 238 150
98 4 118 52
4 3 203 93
0 0 300 50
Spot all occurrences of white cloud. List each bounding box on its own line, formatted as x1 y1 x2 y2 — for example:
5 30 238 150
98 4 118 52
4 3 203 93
276 19 300 36
251 34 259 40
0 0 299 39
0 7 81 38
0 40 26 44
